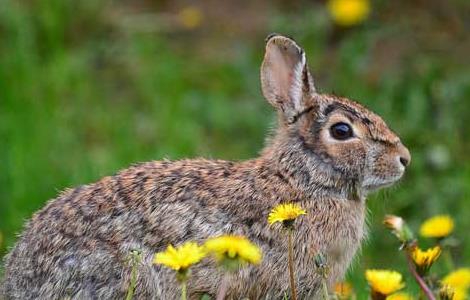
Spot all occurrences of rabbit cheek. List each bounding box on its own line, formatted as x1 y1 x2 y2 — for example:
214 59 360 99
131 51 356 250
321 136 367 177
364 146 404 189
337 143 366 175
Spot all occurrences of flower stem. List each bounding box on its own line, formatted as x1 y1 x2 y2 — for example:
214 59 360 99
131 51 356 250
216 274 230 300
370 291 386 300
181 281 187 300
288 230 298 300
405 252 436 300
125 251 141 300
321 277 329 300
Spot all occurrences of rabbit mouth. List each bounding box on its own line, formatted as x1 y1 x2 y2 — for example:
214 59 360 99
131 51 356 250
362 176 402 191
364 181 395 191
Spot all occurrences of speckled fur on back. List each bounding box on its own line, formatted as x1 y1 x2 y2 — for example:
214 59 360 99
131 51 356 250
1 35 410 300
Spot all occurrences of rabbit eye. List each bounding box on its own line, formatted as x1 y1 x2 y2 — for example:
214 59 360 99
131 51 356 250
330 122 353 140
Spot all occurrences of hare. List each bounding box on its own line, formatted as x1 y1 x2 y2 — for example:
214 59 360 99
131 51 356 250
1 34 410 300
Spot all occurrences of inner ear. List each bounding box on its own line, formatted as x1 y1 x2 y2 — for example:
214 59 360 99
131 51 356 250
260 34 316 122
267 40 302 102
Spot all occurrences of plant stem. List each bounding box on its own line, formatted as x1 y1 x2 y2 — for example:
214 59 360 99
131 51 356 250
370 291 386 300
321 278 329 300
181 281 187 300
216 274 230 300
125 254 139 300
405 252 436 300
288 230 298 300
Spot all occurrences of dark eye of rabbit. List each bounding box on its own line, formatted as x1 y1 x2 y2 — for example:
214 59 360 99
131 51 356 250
330 122 353 140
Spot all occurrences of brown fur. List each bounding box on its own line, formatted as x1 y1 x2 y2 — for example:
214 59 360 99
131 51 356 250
1 35 410 299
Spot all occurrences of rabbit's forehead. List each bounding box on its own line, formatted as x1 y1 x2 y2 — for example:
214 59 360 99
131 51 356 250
318 95 401 143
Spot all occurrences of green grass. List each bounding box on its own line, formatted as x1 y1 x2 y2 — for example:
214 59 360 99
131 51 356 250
1 0 469 297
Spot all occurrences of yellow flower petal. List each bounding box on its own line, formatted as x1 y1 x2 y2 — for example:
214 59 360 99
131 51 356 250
386 292 414 300
334 281 354 299
327 0 370 27
411 246 441 269
204 235 262 265
366 269 405 295
442 268 470 289
440 285 468 300
153 242 206 271
419 215 454 238
268 203 306 225
452 287 468 300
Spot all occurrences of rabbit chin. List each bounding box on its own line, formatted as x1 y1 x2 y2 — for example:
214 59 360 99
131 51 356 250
361 174 403 191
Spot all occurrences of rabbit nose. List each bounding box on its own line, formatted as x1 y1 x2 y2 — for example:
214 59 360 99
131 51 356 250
397 143 411 167
400 156 409 167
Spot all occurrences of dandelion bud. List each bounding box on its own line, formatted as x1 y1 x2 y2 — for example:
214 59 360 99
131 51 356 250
314 253 327 269
384 215 404 231
383 215 414 243
314 253 329 278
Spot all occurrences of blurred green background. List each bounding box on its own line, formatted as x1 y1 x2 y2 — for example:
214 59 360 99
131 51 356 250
1 0 469 296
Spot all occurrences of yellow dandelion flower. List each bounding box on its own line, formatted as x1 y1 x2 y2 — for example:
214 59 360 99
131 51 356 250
153 242 206 271
334 281 353 299
452 287 468 300
268 203 307 226
440 285 468 300
411 246 441 273
327 0 370 27
386 292 414 300
178 6 203 30
419 215 454 238
204 235 261 265
439 284 455 300
365 269 405 295
442 268 470 289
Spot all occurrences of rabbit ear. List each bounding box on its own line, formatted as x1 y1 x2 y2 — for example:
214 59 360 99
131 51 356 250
261 34 316 121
